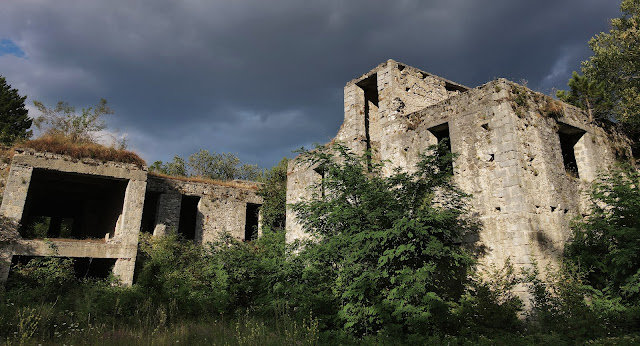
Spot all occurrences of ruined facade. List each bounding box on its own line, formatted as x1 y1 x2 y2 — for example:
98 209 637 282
0 149 262 284
286 60 631 275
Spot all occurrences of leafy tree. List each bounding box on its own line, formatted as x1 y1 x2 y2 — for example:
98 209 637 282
150 149 261 181
558 0 640 153
33 98 112 143
150 155 188 177
0 75 32 145
257 157 288 231
556 72 613 123
566 164 640 304
291 141 478 335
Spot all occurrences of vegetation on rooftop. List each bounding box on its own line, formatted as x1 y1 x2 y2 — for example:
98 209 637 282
18 134 146 167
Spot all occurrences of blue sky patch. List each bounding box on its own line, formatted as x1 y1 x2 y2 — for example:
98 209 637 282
0 39 26 58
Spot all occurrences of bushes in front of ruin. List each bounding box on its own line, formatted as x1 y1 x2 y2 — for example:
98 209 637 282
284 141 523 339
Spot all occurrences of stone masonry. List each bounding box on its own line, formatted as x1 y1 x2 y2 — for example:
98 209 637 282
286 60 632 281
0 149 262 284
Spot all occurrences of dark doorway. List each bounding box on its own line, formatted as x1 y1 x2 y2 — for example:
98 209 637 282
244 203 260 241
140 191 161 234
177 195 199 240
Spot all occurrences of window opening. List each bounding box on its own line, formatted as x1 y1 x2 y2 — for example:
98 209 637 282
140 191 161 234
356 74 378 171
428 123 453 175
245 203 260 241
558 123 586 178
20 169 127 240
177 195 199 240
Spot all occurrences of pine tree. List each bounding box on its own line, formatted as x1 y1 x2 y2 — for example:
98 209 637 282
0 75 32 145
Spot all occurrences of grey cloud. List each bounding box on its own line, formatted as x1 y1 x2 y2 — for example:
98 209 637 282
0 0 622 168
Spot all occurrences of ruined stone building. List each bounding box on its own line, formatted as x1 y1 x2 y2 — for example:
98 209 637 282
286 59 632 275
0 149 262 284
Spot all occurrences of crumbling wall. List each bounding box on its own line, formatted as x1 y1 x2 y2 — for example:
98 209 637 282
146 176 263 244
286 61 631 288
0 149 147 284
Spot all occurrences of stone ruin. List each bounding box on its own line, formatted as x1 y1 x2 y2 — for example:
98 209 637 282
286 59 632 284
0 148 262 284
0 59 633 290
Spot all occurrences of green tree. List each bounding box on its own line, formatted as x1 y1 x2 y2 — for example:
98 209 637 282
558 0 640 153
257 157 288 231
566 165 640 304
33 98 112 143
150 155 188 177
0 75 32 145
291 141 478 335
150 149 261 181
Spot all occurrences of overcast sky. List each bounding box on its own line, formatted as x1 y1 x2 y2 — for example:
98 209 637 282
0 0 621 169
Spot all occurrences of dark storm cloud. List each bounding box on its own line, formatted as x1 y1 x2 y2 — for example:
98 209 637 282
0 0 621 168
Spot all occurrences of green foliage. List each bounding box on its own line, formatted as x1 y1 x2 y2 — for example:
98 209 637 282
290 141 479 336
150 155 187 176
556 71 613 123
150 149 261 181
257 157 288 230
135 232 230 315
566 165 640 303
0 75 32 145
559 0 640 153
33 98 113 144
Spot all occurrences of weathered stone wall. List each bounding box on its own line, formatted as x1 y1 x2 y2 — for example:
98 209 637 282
0 149 147 284
146 176 263 243
286 60 631 288
0 152 264 284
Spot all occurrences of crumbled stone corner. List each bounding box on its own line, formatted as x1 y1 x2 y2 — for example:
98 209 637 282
285 59 634 295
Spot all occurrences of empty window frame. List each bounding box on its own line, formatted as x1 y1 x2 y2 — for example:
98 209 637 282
245 203 260 241
428 122 453 175
558 123 586 178
356 74 379 170
177 195 200 240
20 169 127 240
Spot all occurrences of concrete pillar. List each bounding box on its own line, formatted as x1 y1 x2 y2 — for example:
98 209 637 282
113 257 135 285
0 165 33 221
153 192 182 236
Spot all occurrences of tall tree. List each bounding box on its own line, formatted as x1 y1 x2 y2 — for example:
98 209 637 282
0 75 32 145
558 0 640 154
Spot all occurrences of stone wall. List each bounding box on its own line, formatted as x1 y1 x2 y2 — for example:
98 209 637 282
0 150 263 284
286 60 632 287
146 175 263 243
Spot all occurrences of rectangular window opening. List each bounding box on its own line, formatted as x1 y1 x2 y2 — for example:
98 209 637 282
429 123 453 175
558 124 586 178
177 195 200 240
245 203 260 241
140 191 161 234
356 74 379 171
20 170 127 240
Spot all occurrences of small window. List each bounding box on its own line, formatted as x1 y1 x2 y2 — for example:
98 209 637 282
244 203 260 241
558 124 586 178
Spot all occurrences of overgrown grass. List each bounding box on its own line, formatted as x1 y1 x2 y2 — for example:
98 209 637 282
15 134 146 167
